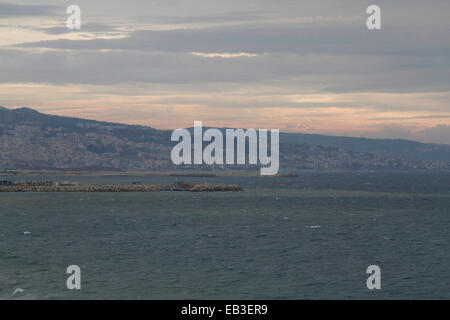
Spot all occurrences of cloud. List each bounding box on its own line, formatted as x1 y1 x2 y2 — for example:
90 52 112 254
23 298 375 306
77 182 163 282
363 124 450 145
0 3 58 17
39 23 122 35
1 46 449 96
11 18 450 92
190 52 257 58
17 23 450 57
1 0 449 143
369 115 450 121
414 125 450 145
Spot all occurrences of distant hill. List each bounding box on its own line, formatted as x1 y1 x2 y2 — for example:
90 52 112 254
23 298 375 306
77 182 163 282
0 106 448 171
280 132 450 162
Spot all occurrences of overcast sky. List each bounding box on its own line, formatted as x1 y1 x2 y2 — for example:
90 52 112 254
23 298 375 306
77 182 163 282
0 0 449 143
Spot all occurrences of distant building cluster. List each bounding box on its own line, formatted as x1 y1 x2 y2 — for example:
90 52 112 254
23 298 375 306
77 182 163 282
0 122 448 172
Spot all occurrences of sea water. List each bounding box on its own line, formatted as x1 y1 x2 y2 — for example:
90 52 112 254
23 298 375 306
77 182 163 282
0 172 449 299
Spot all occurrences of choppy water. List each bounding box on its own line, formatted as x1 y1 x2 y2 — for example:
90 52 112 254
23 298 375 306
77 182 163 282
0 172 449 299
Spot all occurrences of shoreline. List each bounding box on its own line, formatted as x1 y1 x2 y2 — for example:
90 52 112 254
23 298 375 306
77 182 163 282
0 169 260 177
1 169 449 178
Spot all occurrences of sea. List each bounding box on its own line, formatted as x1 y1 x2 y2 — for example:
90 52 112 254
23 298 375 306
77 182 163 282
0 171 449 299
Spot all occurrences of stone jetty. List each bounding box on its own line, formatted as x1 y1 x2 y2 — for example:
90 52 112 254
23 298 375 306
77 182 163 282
188 183 243 192
0 183 243 192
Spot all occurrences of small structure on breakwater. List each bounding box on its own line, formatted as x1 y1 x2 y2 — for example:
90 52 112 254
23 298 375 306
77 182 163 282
173 181 193 191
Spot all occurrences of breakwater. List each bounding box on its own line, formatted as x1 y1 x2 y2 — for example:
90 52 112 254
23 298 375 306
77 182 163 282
0 183 243 192
188 183 243 192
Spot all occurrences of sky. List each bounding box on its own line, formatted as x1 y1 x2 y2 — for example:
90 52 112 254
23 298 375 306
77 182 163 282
0 0 449 144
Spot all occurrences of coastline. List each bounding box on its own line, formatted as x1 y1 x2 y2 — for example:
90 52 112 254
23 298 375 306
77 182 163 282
0 169 261 177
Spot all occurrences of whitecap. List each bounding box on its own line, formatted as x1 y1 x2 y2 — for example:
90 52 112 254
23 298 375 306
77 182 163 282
12 288 25 297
